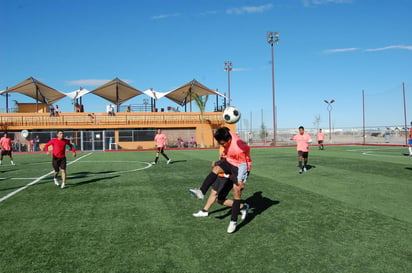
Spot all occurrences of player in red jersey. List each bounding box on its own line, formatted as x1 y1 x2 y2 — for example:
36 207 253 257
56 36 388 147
44 130 76 189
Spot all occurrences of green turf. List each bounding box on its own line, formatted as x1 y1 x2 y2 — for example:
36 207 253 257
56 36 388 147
0 146 411 272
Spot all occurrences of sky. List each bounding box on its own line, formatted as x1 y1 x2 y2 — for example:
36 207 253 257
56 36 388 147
0 0 411 130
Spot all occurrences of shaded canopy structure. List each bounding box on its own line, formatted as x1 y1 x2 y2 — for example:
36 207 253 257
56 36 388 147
0 77 66 106
90 77 144 111
165 79 225 111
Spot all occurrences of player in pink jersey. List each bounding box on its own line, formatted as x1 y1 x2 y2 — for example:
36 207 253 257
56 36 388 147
152 129 171 165
44 130 76 189
191 127 252 233
290 126 312 174
317 129 325 150
190 145 250 224
0 132 15 165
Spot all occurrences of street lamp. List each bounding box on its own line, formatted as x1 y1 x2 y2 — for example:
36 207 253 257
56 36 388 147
324 99 335 141
267 31 279 145
224 61 232 106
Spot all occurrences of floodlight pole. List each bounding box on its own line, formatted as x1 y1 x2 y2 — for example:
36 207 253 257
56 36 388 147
267 32 279 146
324 99 335 141
224 61 232 106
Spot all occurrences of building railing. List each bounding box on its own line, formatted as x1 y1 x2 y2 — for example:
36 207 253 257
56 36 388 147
0 112 224 129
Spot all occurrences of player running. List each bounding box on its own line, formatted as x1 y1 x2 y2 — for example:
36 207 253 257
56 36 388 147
290 126 312 174
44 130 76 189
152 129 171 165
317 128 325 150
0 132 15 165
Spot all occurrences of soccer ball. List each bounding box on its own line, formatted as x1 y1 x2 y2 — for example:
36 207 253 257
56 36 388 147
222 106 241 124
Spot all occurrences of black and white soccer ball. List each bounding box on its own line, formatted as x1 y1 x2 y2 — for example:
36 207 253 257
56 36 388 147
222 106 241 124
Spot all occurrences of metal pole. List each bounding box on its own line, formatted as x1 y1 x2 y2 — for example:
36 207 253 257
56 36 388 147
328 108 331 141
362 89 365 145
224 61 232 106
271 43 276 145
402 82 408 146
267 32 279 146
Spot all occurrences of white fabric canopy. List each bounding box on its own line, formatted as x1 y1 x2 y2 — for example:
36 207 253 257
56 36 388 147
65 87 91 100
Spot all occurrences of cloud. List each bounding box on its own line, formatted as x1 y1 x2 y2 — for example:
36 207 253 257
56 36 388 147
303 0 352 7
323 48 359 54
226 4 273 15
232 68 249 72
66 79 133 86
151 13 181 20
365 45 412 52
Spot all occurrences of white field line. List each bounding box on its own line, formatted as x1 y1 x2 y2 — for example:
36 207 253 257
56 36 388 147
0 153 92 203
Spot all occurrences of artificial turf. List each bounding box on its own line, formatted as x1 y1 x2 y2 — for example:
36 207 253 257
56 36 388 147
0 145 411 272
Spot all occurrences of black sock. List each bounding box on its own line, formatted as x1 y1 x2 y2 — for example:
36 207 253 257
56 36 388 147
298 161 302 169
200 172 217 195
231 199 242 222
154 157 159 163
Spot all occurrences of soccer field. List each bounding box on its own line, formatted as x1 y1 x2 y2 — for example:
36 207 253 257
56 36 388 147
0 146 411 272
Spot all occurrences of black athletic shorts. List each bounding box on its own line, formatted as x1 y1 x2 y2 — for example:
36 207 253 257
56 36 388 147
1 150 12 156
318 140 323 144
212 176 233 201
214 158 238 184
298 151 309 159
52 157 67 172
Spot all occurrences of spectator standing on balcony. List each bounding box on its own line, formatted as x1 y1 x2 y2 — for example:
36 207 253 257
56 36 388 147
152 129 171 165
54 105 60 116
49 104 55 117
0 132 15 165
44 130 76 189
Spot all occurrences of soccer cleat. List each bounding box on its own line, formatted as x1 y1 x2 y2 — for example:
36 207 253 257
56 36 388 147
11 161 15 166
151 161 156 165
60 183 65 189
192 210 208 217
227 221 237 233
240 203 249 221
167 159 171 164
54 178 59 186
189 189 204 200
303 167 307 172
299 169 303 174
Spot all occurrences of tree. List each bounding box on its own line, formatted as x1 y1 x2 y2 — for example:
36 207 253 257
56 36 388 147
313 115 321 131
259 122 268 144
191 93 209 148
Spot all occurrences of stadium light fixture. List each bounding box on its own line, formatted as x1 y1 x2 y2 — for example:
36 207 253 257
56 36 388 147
224 61 232 106
267 32 280 145
324 99 335 141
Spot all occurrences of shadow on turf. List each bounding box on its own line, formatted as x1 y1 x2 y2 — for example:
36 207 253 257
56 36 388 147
406 167 412 171
213 191 280 231
167 160 187 165
71 175 120 187
295 164 316 171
